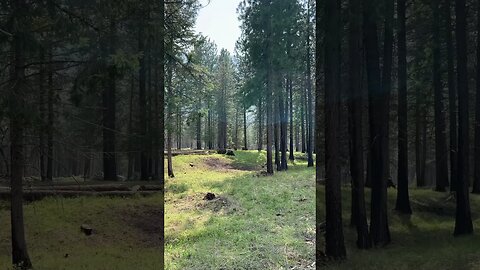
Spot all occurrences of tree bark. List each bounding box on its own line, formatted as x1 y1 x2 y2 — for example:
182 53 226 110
472 0 480 193
38 49 46 182
446 0 457 192
289 78 295 161
280 80 288 171
348 0 371 248
453 0 473 236
10 1 33 266
322 0 347 259
381 0 394 183
433 0 449 192
257 96 263 151
306 1 314 167
102 20 117 181
395 0 412 214
139 20 148 180
364 0 391 246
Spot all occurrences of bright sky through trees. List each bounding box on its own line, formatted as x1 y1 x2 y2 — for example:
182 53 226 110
194 0 242 53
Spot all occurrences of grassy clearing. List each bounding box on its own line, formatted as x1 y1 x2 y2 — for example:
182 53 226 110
318 188 480 270
0 191 162 269
1 150 475 270
165 151 315 270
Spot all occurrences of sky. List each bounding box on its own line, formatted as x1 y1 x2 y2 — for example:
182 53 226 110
194 0 242 54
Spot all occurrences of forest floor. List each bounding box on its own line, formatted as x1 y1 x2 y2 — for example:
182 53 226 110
165 151 315 270
0 151 478 269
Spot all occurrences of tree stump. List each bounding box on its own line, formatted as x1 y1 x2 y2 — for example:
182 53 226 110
81 224 93 236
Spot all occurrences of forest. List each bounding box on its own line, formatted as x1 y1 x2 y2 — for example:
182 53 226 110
0 0 480 269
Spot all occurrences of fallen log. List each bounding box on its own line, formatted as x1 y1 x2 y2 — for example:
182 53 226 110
0 190 160 201
0 184 163 193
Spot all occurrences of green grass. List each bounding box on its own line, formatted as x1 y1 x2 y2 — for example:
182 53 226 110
318 187 480 270
2 150 478 269
0 193 162 269
165 151 315 269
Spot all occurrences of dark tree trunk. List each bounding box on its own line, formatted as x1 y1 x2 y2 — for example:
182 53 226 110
433 0 449 192
348 0 371 249
453 0 473 236
167 39 174 178
301 88 306 153
196 111 202 150
274 91 280 171
243 102 248 150
46 48 54 182
158 1 165 266
321 0 347 259
266 45 274 174
289 78 295 160
280 81 288 171
306 2 314 167
102 20 117 181
381 0 394 183
395 0 412 214
127 74 135 180
446 0 458 192
364 0 391 246
257 96 263 151
139 21 148 180
415 84 427 187
38 49 46 182
10 1 33 266
207 104 213 150
473 0 480 193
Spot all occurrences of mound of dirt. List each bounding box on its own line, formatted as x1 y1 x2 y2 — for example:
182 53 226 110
120 205 162 248
203 157 235 171
196 194 240 214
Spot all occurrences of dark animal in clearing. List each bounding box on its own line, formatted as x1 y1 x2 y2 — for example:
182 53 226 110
204 192 216 200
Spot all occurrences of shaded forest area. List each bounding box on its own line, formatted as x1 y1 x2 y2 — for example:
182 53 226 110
319 0 480 266
1 0 480 268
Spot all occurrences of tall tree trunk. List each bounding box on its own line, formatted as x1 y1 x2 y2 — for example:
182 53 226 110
274 91 280 170
306 0 314 167
301 88 306 153
348 0 371 248
289 78 295 160
38 49 46 182
139 20 148 180
280 81 288 171
159 1 166 266
395 0 412 214
243 102 248 150
102 20 117 181
321 0 347 259
46 48 54 182
167 39 175 178
10 1 33 266
433 0 449 192
446 0 458 192
364 0 390 246
381 0 394 182
127 74 135 180
196 110 202 150
453 0 473 236
472 0 480 193
265 71 274 174
257 96 263 151
415 83 427 187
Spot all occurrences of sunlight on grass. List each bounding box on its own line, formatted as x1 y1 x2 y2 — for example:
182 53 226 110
165 151 315 270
